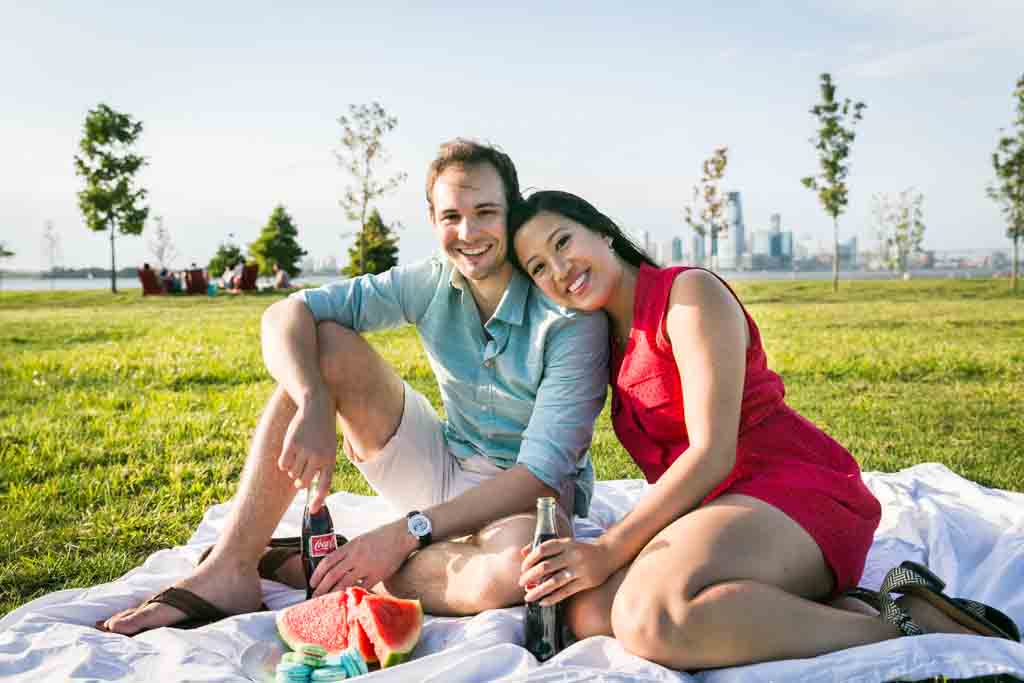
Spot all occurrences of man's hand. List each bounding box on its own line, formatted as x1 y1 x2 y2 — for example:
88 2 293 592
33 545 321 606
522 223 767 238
309 520 415 596
278 389 337 512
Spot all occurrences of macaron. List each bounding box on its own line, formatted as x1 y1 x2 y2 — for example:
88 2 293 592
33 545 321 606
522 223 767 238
275 658 313 682
297 644 327 668
310 666 348 681
345 647 369 676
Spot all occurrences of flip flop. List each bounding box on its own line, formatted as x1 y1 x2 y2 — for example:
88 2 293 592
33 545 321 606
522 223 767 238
197 534 348 583
953 597 1021 642
878 561 1020 641
94 586 267 633
96 534 350 634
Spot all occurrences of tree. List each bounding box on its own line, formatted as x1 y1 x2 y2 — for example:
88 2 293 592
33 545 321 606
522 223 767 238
336 102 407 277
42 221 62 290
208 242 246 281
683 146 729 270
0 242 13 291
147 215 177 269
249 205 307 277
342 208 399 277
987 73 1024 292
801 73 866 293
74 103 149 293
873 189 926 277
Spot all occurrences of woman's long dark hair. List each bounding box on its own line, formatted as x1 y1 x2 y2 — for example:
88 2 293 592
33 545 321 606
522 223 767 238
507 191 657 272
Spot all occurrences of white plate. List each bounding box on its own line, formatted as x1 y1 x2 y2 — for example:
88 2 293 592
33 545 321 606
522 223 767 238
239 640 287 683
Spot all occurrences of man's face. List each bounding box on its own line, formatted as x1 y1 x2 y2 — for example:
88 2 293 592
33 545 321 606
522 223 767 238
430 163 510 284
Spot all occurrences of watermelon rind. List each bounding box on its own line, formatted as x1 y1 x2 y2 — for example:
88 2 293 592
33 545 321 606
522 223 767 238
275 592 349 655
356 595 423 668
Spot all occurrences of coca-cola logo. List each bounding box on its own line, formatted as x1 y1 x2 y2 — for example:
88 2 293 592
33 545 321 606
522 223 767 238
309 533 337 557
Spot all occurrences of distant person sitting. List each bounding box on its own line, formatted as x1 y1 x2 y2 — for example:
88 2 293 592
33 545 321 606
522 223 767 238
272 263 291 290
220 261 243 290
159 267 179 293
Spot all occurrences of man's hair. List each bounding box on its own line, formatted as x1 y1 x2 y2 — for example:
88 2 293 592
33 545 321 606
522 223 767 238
425 138 521 220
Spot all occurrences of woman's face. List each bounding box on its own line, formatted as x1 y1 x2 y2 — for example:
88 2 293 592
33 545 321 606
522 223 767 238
513 210 619 311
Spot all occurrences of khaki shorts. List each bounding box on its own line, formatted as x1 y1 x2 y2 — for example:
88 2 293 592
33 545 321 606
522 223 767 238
346 383 602 540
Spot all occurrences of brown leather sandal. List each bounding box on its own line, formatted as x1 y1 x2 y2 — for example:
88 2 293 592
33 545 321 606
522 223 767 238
94 586 267 633
198 534 348 584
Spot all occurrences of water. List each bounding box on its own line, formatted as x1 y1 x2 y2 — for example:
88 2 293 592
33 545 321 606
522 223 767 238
0 270 1002 292
0 274 341 292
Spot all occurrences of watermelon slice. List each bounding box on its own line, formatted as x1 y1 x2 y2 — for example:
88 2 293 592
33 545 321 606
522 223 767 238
356 594 423 668
275 591 349 654
344 586 377 664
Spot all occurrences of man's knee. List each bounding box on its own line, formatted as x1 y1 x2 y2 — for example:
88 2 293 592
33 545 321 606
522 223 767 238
316 322 364 388
462 516 537 611
566 588 613 639
473 545 526 609
475 513 535 550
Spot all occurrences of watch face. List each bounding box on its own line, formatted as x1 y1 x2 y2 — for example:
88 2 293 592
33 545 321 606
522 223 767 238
408 514 431 537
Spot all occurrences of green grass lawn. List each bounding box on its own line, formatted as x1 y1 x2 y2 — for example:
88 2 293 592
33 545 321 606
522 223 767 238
1 279 1022 680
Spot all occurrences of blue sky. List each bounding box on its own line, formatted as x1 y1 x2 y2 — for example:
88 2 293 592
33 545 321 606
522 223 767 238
2 1 1022 270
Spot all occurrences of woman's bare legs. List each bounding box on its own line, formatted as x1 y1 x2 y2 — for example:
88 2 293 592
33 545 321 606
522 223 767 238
566 494 973 670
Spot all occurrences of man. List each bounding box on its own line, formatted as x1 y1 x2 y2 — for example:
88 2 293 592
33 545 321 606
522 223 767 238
272 263 291 290
101 139 608 634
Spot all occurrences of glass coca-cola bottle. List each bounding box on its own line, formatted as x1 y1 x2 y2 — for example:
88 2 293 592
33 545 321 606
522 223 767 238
523 496 563 661
301 476 337 599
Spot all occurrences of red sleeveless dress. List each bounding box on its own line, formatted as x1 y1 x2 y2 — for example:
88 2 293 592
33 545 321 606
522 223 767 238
611 265 881 593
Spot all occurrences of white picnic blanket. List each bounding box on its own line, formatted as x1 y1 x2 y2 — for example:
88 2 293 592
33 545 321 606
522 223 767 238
2 463 1023 682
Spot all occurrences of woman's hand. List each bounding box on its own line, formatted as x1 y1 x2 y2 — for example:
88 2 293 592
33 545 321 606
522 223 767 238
519 539 616 606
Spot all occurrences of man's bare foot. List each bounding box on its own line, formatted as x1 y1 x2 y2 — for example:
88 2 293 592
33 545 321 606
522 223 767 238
100 562 264 636
896 594 976 635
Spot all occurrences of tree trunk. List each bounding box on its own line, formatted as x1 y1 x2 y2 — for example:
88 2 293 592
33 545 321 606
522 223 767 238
1013 235 1020 293
110 223 118 294
832 217 839 293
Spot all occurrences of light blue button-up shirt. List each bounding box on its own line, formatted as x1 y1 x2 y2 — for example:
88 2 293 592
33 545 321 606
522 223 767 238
291 255 608 517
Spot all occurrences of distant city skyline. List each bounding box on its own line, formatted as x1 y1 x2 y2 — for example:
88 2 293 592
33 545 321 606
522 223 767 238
3 2 1023 272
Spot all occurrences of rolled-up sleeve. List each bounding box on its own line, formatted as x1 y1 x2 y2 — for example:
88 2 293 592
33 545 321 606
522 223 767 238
517 311 608 507
289 258 442 331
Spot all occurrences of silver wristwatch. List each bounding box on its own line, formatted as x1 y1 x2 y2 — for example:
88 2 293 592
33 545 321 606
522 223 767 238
406 510 433 548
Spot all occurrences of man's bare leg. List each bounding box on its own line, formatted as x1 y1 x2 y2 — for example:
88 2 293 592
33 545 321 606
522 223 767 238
383 511 573 616
106 318 559 629
104 319 409 634
316 323 547 615
102 386 305 634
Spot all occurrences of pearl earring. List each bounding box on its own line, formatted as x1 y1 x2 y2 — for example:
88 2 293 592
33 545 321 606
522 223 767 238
605 235 613 248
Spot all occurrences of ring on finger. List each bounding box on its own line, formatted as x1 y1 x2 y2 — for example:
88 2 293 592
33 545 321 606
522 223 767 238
562 568 573 581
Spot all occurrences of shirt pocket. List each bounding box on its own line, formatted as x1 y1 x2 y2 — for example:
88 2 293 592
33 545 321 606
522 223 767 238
623 371 685 441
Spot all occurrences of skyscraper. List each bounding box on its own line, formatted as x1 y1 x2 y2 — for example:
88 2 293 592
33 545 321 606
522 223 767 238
671 236 684 263
690 233 705 266
717 191 745 269
727 192 746 255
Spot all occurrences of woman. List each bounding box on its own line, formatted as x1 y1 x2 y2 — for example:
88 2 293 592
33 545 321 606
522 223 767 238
509 191 1018 670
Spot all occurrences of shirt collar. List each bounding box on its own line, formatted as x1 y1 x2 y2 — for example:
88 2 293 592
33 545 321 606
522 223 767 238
447 260 529 328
